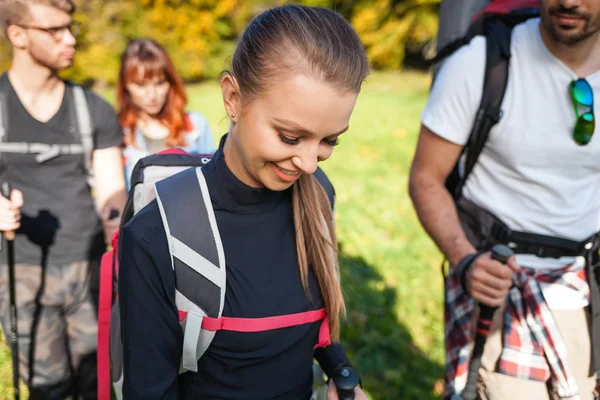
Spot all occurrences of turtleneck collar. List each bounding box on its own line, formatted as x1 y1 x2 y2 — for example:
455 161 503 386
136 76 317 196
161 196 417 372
202 134 288 213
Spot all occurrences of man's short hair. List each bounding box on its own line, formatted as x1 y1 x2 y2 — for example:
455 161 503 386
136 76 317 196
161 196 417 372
0 0 76 34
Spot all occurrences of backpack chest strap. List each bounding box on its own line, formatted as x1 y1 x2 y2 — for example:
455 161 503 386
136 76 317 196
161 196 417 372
0 142 85 162
178 307 331 348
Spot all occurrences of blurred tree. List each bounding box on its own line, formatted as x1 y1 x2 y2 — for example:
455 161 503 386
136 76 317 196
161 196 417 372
0 0 441 83
352 0 440 69
63 0 133 85
125 0 238 82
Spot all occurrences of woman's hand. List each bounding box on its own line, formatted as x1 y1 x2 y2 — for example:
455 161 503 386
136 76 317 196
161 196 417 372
326 379 369 399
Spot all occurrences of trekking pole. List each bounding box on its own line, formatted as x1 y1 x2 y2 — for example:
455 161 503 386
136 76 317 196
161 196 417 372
332 365 359 400
462 244 514 400
1 182 20 400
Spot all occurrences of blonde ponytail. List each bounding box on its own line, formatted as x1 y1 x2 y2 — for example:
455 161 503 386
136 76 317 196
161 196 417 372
293 174 345 341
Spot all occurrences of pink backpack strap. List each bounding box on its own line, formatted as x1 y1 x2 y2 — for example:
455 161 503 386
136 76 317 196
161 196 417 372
177 308 331 348
97 232 119 400
315 316 331 349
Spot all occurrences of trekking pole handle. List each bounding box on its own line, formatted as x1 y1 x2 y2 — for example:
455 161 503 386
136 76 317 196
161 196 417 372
332 366 360 400
477 245 514 331
1 182 15 241
463 245 514 400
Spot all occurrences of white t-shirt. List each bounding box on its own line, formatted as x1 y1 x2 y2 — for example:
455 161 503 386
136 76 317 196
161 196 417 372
422 18 600 310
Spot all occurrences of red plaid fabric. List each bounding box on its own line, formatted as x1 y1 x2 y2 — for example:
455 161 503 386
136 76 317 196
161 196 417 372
444 261 588 399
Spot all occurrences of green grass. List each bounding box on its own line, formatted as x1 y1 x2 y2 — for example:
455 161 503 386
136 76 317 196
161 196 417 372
0 71 445 399
322 71 445 399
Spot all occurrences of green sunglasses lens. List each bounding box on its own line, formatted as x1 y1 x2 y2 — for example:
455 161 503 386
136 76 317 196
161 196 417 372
574 112 595 145
571 79 593 106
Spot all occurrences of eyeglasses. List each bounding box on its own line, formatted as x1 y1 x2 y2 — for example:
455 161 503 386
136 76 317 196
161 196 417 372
16 21 81 41
569 78 595 146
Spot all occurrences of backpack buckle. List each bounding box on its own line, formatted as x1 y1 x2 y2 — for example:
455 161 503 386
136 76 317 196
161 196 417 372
536 246 547 258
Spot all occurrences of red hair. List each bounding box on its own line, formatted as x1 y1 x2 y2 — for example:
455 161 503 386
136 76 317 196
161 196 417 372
117 38 189 148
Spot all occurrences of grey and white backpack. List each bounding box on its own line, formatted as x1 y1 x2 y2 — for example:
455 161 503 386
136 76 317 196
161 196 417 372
97 149 331 399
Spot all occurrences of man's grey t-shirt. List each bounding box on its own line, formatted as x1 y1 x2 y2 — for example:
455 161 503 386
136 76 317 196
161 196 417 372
0 73 123 265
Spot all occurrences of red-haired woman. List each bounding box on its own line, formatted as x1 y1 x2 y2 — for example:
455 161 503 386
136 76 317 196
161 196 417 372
117 38 216 189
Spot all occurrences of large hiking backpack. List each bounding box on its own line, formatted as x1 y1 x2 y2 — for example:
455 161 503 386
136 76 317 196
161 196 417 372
97 149 212 399
97 149 333 400
430 0 539 200
0 80 95 186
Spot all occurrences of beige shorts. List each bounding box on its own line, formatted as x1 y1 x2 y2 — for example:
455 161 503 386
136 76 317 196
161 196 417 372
477 305 596 400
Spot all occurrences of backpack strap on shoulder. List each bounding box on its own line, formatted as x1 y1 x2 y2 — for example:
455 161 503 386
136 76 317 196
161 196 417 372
70 84 95 187
0 80 95 181
447 21 513 199
154 167 226 372
0 88 8 170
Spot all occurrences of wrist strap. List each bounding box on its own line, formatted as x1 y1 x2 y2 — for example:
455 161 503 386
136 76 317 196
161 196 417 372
456 250 487 295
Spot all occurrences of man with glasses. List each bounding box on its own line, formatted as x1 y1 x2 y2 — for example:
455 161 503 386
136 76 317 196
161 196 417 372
410 0 600 399
0 0 126 398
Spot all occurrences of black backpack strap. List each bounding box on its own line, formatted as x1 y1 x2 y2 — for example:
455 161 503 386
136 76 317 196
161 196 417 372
430 36 472 67
446 21 513 199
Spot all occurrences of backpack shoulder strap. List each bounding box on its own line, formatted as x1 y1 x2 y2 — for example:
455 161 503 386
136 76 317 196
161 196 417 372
70 84 94 186
446 21 513 199
0 81 8 169
154 166 226 372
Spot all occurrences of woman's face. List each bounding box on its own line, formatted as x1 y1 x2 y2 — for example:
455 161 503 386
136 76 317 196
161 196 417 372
126 74 171 117
221 73 359 191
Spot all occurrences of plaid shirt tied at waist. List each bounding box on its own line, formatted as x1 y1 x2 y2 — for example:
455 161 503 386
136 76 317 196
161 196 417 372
444 260 589 400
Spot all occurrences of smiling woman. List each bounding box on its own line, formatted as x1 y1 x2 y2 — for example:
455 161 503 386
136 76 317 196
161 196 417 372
220 73 356 190
118 3 371 400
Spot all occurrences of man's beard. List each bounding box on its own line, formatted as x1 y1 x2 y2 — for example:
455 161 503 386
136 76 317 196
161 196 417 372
545 5 600 45
29 46 73 72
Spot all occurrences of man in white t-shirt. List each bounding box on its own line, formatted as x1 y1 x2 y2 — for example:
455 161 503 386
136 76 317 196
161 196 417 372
409 0 600 399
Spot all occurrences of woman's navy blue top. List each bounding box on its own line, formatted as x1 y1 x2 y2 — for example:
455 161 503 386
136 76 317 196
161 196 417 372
119 137 351 399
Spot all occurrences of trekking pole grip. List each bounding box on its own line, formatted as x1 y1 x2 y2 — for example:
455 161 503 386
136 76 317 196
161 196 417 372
332 365 360 400
1 182 15 241
463 244 513 400
477 245 513 333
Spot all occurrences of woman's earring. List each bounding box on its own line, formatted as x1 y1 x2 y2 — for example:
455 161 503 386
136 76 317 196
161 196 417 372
231 113 236 119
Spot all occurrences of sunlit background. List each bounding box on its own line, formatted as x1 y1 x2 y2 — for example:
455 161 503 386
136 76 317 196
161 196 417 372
0 1 445 399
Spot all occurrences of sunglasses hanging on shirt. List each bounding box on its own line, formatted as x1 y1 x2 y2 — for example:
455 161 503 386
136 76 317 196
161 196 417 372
569 78 595 146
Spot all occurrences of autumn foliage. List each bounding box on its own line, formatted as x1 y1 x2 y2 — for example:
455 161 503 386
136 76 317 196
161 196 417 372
0 0 440 84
